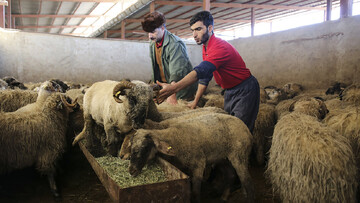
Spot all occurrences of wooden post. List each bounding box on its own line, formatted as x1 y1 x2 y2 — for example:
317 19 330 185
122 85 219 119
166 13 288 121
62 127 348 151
340 0 353 18
203 0 210 11
104 30 107 38
251 8 255 36
121 21 125 40
150 1 155 13
326 0 332 21
0 5 5 28
6 0 10 28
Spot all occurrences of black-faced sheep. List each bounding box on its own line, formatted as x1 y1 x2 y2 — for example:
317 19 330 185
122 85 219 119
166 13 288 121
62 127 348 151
72 80 162 156
0 93 77 197
128 113 254 202
266 97 357 202
2 76 27 90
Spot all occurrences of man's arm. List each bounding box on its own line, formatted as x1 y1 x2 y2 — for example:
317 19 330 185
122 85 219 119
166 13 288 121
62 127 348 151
188 83 207 109
157 70 198 104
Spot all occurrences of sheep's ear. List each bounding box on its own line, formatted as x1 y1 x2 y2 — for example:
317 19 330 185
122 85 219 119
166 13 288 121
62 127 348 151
153 137 176 156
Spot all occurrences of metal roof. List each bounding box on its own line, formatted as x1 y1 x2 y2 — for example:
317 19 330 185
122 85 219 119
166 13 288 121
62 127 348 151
4 0 350 40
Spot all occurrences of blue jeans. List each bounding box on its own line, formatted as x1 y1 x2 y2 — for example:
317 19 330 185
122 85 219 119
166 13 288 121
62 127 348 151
224 75 260 133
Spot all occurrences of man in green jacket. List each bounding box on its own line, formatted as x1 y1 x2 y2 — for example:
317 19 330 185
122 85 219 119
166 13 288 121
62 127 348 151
142 11 197 105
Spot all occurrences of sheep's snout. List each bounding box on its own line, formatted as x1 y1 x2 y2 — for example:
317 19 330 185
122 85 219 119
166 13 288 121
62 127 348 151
129 164 141 177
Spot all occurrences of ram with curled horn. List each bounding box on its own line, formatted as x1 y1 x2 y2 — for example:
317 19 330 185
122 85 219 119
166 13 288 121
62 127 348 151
72 79 162 156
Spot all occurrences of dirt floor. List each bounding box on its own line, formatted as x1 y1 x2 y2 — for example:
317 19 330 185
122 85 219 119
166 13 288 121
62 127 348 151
0 145 279 203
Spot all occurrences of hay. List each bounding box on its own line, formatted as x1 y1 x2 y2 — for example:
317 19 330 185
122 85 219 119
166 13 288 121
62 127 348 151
96 156 167 188
267 112 357 202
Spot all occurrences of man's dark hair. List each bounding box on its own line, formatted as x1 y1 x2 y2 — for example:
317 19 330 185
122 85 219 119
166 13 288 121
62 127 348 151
189 11 214 27
141 11 166 32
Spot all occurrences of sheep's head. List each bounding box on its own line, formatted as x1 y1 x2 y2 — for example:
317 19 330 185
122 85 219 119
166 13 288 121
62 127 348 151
129 130 175 177
129 131 157 177
289 97 329 120
113 80 154 129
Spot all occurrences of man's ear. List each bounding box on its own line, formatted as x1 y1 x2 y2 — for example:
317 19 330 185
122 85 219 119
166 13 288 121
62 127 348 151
208 24 214 33
152 137 176 156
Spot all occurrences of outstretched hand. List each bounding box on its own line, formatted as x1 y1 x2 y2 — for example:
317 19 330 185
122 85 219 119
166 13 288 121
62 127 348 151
155 81 176 104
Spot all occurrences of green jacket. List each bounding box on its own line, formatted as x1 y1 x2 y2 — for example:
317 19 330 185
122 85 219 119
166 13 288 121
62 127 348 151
150 30 197 100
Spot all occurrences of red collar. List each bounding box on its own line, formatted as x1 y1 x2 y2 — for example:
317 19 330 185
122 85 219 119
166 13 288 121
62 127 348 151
156 33 165 48
203 34 215 52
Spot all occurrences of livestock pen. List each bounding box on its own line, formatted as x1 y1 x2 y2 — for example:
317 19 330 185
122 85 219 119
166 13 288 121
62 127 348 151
0 13 360 203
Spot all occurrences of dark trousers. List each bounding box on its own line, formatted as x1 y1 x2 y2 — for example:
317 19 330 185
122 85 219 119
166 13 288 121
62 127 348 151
224 75 260 133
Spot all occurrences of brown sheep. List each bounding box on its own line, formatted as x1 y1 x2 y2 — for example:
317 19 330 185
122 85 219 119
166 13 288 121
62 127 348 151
267 112 357 202
129 113 254 202
252 103 276 165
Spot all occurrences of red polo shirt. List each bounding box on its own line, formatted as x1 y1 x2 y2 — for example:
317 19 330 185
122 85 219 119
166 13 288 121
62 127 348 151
203 34 251 89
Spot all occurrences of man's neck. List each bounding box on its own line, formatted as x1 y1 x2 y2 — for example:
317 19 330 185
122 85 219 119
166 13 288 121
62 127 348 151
204 33 213 50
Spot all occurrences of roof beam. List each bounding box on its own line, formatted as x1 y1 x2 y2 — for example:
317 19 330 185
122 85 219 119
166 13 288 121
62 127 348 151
154 0 325 10
32 0 118 2
125 18 269 24
16 25 92 28
12 14 101 18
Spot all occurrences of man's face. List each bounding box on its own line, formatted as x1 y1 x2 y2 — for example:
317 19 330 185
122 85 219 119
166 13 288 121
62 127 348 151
148 26 165 43
190 21 211 45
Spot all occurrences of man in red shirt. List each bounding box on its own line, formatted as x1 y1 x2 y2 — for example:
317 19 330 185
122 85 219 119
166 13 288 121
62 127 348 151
156 11 259 133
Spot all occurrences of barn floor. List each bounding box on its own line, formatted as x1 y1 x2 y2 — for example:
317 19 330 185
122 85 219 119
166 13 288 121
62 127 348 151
0 146 278 203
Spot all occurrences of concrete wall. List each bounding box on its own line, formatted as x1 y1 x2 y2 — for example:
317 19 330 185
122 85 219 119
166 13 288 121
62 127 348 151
0 29 202 83
0 15 359 88
231 15 360 89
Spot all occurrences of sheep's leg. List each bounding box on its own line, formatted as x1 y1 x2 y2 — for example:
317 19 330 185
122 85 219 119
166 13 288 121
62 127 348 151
72 113 94 146
191 161 206 203
228 154 254 203
46 172 60 198
104 124 119 156
256 142 265 166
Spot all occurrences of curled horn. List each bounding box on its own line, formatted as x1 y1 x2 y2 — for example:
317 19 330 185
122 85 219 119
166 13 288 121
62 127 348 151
60 94 78 108
113 80 135 103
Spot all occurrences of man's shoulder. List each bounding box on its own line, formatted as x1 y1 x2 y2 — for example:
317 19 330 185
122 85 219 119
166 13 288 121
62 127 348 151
166 31 185 44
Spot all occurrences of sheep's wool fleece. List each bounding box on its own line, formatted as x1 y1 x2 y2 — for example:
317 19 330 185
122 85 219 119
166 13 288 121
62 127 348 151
267 112 357 203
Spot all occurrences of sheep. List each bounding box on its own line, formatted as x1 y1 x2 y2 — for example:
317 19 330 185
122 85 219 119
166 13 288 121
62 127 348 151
274 99 295 120
282 83 303 98
128 113 254 202
15 81 61 113
326 82 347 95
118 107 228 160
0 93 78 197
259 87 269 103
2 76 27 90
264 86 287 104
0 89 38 112
324 107 360 169
0 79 9 89
340 84 360 105
252 103 276 165
65 88 85 105
267 112 357 202
203 93 224 109
289 96 329 120
72 79 162 156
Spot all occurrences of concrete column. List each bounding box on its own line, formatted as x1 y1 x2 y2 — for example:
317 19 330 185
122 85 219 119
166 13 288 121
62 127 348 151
326 0 332 21
340 0 353 18
251 8 255 36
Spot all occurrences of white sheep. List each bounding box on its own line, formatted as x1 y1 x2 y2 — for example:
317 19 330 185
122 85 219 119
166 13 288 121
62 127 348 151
72 79 161 156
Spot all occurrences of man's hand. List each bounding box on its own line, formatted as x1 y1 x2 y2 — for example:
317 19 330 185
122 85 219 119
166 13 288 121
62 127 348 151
156 81 176 104
187 101 197 109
